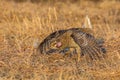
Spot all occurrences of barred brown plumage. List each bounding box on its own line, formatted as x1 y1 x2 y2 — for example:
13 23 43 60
38 29 67 54
71 29 106 60
37 28 106 60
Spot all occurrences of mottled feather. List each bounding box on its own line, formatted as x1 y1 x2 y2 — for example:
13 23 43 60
37 28 106 60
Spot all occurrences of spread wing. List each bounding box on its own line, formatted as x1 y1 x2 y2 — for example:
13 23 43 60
71 30 106 60
38 27 106 60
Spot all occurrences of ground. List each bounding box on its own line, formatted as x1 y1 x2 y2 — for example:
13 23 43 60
0 0 120 80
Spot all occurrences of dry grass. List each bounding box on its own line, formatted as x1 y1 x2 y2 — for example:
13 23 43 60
0 0 120 80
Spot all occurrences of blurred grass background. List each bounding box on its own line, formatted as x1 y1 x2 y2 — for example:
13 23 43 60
0 0 120 80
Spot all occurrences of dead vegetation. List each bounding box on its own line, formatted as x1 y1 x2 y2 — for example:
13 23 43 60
0 0 120 80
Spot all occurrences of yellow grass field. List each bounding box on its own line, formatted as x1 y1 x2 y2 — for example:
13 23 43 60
0 0 120 80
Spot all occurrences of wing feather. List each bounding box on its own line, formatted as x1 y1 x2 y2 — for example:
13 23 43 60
71 30 106 60
38 28 106 60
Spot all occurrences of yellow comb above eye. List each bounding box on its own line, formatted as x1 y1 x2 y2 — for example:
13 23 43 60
50 41 58 48
51 41 56 45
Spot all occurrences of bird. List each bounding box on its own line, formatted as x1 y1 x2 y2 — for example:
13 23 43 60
37 28 106 60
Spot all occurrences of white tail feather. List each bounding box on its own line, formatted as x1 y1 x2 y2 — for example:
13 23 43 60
33 39 40 48
82 15 93 29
